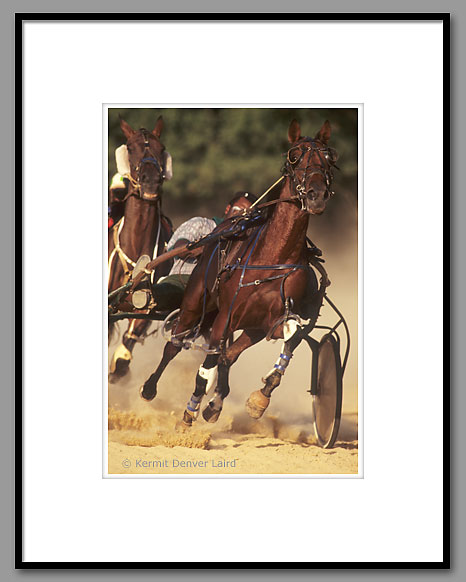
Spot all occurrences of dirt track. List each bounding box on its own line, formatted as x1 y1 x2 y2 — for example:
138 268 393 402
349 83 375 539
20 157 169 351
108 413 358 475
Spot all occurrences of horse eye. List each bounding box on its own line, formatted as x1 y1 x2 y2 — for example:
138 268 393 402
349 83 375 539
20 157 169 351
288 150 297 163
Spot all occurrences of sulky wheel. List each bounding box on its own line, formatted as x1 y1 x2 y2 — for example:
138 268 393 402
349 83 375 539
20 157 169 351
311 333 343 449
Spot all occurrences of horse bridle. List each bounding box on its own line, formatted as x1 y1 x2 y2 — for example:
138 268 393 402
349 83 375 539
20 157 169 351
125 129 167 200
283 138 338 210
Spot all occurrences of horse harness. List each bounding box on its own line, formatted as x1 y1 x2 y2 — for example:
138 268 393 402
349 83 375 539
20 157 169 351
220 225 319 349
108 217 136 283
108 214 168 286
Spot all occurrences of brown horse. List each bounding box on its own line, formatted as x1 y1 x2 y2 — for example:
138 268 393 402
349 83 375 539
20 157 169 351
108 116 173 381
140 119 338 424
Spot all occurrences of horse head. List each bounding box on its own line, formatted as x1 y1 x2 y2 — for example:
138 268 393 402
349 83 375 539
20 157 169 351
285 119 338 215
119 116 172 201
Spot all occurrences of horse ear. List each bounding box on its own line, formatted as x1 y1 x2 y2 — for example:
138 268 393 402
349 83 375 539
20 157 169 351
315 120 331 144
288 119 301 143
152 116 164 138
119 117 136 139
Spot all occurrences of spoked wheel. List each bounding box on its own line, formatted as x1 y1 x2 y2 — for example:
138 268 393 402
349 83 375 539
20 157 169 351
311 334 343 449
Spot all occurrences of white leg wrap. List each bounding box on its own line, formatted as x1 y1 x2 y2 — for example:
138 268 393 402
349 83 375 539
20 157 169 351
261 319 299 383
283 319 299 341
198 365 218 394
262 343 292 382
186 394 203 420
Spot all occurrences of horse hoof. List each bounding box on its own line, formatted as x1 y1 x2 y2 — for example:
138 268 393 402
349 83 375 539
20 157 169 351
139 382 157 401
245 390 270 419
175 414 192 431
202 402 222 423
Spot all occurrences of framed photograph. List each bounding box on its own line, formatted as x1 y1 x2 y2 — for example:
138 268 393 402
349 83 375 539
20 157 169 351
105 104 360 478
19 14 449 567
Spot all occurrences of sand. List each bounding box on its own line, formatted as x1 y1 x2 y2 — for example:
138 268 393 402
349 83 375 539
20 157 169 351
108 412 358 476
107 325 358 476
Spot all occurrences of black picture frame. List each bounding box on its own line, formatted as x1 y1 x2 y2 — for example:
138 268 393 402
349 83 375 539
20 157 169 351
16 13 450 570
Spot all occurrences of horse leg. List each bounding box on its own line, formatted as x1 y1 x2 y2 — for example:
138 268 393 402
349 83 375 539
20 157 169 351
194 329 265 424
246 325 303 419
140 340 182 401
180 353 219 426
109 319 151 382
140 293 206 401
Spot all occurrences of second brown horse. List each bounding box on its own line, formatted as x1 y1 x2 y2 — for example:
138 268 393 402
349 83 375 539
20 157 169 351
108 116 173 381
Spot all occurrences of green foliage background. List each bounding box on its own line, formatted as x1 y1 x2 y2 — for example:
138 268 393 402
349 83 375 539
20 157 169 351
108 107 358 224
